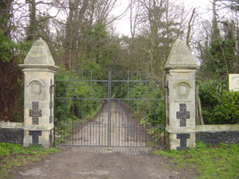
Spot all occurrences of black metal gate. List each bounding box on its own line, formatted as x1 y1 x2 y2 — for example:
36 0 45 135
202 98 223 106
54 71 164 147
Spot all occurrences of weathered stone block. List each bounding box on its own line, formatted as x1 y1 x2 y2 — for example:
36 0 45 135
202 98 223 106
0 128 24 144
196 131 239 145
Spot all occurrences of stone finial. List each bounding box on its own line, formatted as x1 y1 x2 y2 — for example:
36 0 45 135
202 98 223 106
164 40 197 70
24 38 55 65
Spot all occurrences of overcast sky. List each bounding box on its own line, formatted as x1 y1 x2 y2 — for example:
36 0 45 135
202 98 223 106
112 0 212 36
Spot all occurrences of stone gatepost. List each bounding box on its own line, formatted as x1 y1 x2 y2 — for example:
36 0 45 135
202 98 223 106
19 38 58 148
164 40 197 150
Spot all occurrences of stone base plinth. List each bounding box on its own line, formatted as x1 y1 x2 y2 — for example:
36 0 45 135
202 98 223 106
23 129 53 148
166 130 196 150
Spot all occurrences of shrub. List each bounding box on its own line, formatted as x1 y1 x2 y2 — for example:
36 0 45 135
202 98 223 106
126 81 164 123
199 80 239 124
55 68 104 122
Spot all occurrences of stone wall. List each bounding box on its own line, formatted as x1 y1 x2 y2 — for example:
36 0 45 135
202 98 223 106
0 122 24 144
195 125 239 145
165 124 239 150
196 131 239 145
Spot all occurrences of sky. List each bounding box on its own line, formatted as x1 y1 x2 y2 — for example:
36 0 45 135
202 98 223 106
112 0 212 36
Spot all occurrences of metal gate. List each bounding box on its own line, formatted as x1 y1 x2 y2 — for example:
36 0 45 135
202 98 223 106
54 70 164 147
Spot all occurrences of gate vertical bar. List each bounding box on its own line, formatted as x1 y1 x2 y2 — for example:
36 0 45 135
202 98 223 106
90 71 93 146
53 76 56 147
72 72 75 146
164 74 167 145
108 71 112 147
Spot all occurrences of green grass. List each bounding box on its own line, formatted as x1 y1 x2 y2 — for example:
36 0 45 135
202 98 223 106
154 142 239 179
0 143 58 178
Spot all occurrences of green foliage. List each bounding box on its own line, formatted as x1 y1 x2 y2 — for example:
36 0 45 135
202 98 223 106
0 143 58 178
81 62 102 77
0 27 32 122
55 68 104 122
0 29 31 63
0 143 57 157
0 143 25 157
0 145 10 157
199 20 238 81
0 30 15 62
54 120 79 145
119 78 165 143
127 81 164 126
55 68 104 144
79 22 119 72
154 143 239 179
199 80 239 124
196 141 206 149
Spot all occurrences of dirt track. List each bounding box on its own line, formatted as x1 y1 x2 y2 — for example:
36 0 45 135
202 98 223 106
10 146 198 179
61 101 157 147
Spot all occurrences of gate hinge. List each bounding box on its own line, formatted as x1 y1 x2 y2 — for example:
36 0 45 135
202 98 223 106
49 84 56 94
164 82 169 94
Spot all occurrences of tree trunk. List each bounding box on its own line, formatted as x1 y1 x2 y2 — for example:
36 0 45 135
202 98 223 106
211 0 220 42
26 0 37 41
64 0 88 70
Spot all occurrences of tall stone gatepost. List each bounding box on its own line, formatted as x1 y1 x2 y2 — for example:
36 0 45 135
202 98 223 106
164 40 197 150
19 38 58 148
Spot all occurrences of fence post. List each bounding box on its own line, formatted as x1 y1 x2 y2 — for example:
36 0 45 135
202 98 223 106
19 38 58 148
164 40 197 150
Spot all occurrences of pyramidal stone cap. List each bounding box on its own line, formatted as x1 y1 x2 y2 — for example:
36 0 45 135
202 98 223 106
19 38 58 70
164 40 197 70
24 38 55 65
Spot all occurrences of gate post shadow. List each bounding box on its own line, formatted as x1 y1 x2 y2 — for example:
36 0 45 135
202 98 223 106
164 40 198 150
19 38 58 148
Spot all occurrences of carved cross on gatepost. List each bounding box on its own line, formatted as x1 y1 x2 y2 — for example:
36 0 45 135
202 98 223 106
29 102 42 125
176 104 190 127
29 131 42 146
177 133 190 150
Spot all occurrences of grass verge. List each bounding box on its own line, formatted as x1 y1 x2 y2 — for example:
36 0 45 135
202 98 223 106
0 143 58 178
154 142 239 179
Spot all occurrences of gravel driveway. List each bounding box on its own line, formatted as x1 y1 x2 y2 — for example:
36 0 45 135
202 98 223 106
10 146 198 179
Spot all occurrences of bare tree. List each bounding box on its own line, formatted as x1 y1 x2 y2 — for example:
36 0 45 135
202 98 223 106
128 0 185 73
129 0 144 39
64 0 89 70
186 8 197 46
62 0 122 70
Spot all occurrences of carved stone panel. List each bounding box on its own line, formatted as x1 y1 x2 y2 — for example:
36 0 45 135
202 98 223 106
176 103 190 127
26 79 45 101
177 133 190 150
174 80 192 99
29 130 42 146
29 102 42 125
27 80 45 94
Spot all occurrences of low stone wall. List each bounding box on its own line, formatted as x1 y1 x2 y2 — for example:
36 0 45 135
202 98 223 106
196 125 239 145
1 121 239 147
0 121 24 144
165 124 239 150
